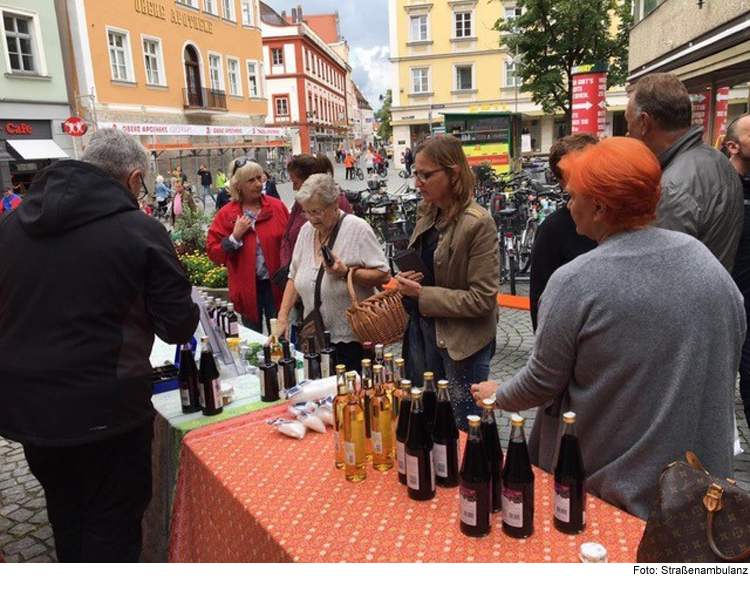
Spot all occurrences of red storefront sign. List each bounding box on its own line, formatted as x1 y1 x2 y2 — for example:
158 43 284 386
713 86 730 147
5 122 32 135
690 90 711 141
571 63 608 136
62 117 88 137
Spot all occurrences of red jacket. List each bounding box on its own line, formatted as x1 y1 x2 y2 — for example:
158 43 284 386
206 196 289 322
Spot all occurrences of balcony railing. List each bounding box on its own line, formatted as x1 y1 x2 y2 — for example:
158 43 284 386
183 87 227 111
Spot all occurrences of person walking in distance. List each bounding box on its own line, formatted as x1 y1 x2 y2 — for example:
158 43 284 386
197 164 214 208
0 128 199 562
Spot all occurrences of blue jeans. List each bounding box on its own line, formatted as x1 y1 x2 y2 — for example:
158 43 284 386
404 314 494 432
241 278 276 334
200 185 215 207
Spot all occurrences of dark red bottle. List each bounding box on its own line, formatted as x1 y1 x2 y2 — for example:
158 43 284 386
198 337 223 416
554 411 587 534
432 379 459 488
405 389 435 501
395 379 413 485
459 415 491 537
501 414 534 539
480 398 504 513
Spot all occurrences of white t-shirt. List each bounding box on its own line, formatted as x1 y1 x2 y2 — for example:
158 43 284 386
289 214 389 343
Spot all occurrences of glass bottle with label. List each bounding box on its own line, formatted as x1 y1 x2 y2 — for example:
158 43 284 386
393 358 405 425
554 411 586 534
432 379 460 488
360 359 374 461
480 398 504 513
320 331 337 378
178 343 201 413
226 303 240 339
278 338 297 393
374 343 384 366
370 364 394 471
217 301 228 337
362 341 374 361
259 344 280 402
198 336 223 416
303 335 322 381
382 353 396 418
343 370 367 483
405 389 436 501
206 298 216 329
211 298 221 330
459 415 491 537
395 379 412 486
422 371 438 434
333 364 348 470
501 414 534 538
269 318 283 363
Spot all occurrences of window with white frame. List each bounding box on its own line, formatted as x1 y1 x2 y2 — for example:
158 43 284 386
208 53 223 90
204 0 218 15
271 47 283 66
258 61 265 97
411 67 429 93
505 58 520 87
505 6 522 20
107 29 131 81
246 60 259 97
178 0 198 7
3 13 36 73
275 96 289 117
227 58 241 96
222 0 235 21
142 37 164 86
241 0 253 25
454 12 472 38
455 64 473 91
410 15 428 42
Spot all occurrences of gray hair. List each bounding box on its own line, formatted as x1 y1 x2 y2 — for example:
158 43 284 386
82 128 150 183
296 173 339 206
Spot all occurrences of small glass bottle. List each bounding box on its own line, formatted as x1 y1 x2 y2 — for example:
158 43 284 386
333 364 348 470
258 344 280 402
501 414 534 539
303 335 322 381
405 389 435 501
178 343 201 413
361 359 374 461
217 300 228 337
278 338 297 393
459 415 492 537
554 411 587 534
198 336 223 416
269 318 283 363
370 364 394 471
374 343 385 366
343 370 367 483
480 398 504 513
392 358 405 425
394 379 412 485
432 379 460 488
226 303 239 338
320 331 337 378
206 298 216 329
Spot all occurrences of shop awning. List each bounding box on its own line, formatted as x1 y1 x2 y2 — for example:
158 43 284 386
6 139 69 161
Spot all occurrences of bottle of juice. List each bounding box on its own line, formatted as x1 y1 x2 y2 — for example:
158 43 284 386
332 364 348 470
198 336 223 417
394 379 412 485
501 414 534 539
432 379 460 488
343 371 366 483
370 364 394 471
360 358 374 461
459 415 492 537
405 389 435 501
422 371 437 434
258 344 280 402
554 411 587 534
480 398 504 513
268 318 283 363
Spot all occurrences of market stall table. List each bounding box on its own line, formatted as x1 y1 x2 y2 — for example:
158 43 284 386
168 407 646 563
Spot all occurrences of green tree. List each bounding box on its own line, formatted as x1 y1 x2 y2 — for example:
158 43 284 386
495 0 632 133
375 90 392 144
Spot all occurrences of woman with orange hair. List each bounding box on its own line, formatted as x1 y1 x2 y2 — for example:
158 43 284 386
472 137 745 519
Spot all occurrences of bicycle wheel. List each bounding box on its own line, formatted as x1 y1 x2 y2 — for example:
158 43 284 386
378 167 388 178
356 168 364 181
399 170 407 179
519 224 536 274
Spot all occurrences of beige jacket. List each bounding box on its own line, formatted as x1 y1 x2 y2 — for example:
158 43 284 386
410 201 499 361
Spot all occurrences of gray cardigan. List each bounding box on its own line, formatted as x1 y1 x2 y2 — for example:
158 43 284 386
497 227 745 520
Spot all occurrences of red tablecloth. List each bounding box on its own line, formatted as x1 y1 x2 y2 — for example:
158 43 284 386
169 407 645 562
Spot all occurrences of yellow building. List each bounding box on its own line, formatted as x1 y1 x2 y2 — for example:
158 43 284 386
388 0 628 167
66 0 287 176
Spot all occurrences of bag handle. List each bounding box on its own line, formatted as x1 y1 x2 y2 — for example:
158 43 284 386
313 213 348 311
703 483 750 561
346 266 362 307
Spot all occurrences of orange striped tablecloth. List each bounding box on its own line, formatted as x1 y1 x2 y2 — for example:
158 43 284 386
168 407 645 563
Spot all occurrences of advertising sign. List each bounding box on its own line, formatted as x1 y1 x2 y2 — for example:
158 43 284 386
98 122 288 137
62 117 88 137
571 63 608 135
462 143 511 174
690 90 712 140
713 86 730 147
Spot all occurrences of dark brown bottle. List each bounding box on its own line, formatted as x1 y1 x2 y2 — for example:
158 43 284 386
554 411 587 534
320 331 337 378
459 415 492 537
395 379 413 485
259 344 280 402
502 414 534 538
432 379 460 488
362 341 374 361
278 338 297 393
217 300 228 337
178 343 200 413
422 372 437 434
303 335 322 381
405 389 435 501
198 336 223 416
226 303 239 338
480 398 504 513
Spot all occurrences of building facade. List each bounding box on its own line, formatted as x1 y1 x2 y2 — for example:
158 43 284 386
0 0 74 191
354 85 375 150
65 0 283 180
259 3 349 155
388 0 628 168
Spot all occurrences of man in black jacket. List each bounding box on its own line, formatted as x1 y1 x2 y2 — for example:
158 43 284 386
0 128 199 562
196 164 213 208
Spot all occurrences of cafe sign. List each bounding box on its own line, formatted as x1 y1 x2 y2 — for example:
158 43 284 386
134 0 214 34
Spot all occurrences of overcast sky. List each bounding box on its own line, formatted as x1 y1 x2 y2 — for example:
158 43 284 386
269 0 391 110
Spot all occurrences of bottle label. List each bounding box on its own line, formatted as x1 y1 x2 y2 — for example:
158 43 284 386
344 441 355 466
396 441 406 474
304 359 310 380
502 488 524 528
259 373 266 399
406 453 420 490
198 383 206 409
229 321 239 336
372 430 383 454
212 379 223 409
321 353 330 378
334 431 340 454
433 443 448 477
460 486 477 527
278 368 285 392
554 482 570 523
179 386 190 407
429 449 435 491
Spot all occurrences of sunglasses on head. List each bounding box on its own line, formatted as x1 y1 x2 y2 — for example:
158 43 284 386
232 157 252 176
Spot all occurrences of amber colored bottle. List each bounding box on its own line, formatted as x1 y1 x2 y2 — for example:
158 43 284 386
370 365 394 471
501 414 534 539
554 412 587 534
361 359 374 461
333 364 348 470
480 398 504 513
459 415 492 537
395 379 412 485
405 389 435 501
268 318 283 364
432 379 460 488
343 371 367 483
392 357 405 424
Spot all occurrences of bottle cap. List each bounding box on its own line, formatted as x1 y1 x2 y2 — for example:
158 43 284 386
400 379 412 390
423 371 434 380
437 379 449 388
467 415 481 426
375 343 384 352
384 352 394 360
510 413 524 427
361 358 372 367
411 388 423 399
373 364 384 372
395 358 405 366
335 364 346 372
563 411 577 424
482 396 496 409
227 303 234 312
345 371 357 380
579 542 608 563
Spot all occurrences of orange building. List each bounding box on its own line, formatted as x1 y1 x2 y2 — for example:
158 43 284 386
66 0 288 177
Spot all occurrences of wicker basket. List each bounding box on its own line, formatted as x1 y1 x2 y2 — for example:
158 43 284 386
346 268 407 346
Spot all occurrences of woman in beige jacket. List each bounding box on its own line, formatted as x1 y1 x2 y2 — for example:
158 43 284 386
395 135 499 431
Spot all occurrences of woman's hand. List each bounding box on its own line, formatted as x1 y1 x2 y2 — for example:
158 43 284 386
395 272 423 298
232 215 253 242
275 315 290 341
471 381 501 407
323 250 349 278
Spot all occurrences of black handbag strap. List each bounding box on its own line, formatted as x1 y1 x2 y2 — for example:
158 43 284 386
313 213 347 310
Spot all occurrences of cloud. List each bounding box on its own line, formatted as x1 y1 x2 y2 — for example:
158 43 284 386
350 46 391 111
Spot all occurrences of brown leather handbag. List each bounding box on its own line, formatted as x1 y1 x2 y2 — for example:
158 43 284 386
637 452 750 563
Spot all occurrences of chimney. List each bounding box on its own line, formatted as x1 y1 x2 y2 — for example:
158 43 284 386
297 4 302 20
281 10 286 21
291 8 297 22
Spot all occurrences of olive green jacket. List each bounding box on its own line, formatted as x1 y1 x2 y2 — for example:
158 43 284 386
409 201 499 361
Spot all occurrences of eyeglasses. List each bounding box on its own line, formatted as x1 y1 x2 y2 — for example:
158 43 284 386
302 206 330 219
413 168 446 183
231 157 252 176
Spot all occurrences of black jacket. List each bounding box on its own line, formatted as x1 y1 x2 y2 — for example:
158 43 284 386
0 160 199 446
264 179 280 199
197 169 212 186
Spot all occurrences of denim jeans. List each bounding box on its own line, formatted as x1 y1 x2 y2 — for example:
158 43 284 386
241 278 276 334
404 314 494 432
200 184 215 207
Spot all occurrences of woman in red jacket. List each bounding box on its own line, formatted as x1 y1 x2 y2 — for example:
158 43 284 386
207 158 289 332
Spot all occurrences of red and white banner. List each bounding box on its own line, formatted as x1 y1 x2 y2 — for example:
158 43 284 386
690 90 712 140
713 86 730 146
98 121 289 138
571 63 608 136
